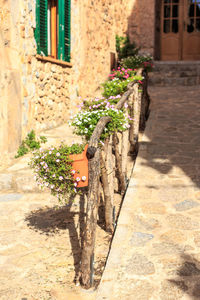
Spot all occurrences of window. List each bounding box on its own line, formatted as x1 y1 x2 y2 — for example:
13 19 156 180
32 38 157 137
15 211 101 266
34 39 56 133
35 0 71 62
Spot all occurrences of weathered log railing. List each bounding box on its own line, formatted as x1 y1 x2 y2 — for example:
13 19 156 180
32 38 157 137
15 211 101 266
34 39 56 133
80 69 150 288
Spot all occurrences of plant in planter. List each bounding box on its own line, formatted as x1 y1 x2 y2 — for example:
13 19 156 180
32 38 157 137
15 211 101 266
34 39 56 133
70 99 131 141
116 35 139 60
121 55 153 72
30 143 88 202
102 67 143 98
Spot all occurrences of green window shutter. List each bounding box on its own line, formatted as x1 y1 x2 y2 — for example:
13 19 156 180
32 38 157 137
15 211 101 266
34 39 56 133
58 0 71 62
35 0 48 56
64 0 71 62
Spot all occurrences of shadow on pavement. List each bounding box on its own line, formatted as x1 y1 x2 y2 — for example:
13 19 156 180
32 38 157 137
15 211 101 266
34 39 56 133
169 253 200 299
25 194 86 282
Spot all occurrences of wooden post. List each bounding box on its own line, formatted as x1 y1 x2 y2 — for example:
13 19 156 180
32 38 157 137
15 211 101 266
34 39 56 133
140 70 150 130
100 149 113 233
113 132 126 195
80 116 111 289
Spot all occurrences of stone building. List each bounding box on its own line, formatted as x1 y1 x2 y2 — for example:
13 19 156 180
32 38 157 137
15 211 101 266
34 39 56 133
130 0 200 61
0 0 135 160
1 0 199 160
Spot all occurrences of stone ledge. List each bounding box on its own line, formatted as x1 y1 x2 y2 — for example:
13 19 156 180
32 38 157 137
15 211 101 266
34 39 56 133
36 55 72 68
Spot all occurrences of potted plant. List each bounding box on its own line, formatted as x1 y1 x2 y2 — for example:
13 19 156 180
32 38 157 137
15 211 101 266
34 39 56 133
69 95 131 142
69 144 88 188
30 143 88 202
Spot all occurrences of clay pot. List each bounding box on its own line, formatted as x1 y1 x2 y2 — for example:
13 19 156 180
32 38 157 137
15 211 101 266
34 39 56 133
69 144 88 188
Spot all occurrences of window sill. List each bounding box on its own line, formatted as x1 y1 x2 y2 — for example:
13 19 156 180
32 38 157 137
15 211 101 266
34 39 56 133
36 55 72 68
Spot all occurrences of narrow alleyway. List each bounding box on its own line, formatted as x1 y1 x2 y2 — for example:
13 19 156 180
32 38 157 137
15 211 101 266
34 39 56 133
97 85 200 300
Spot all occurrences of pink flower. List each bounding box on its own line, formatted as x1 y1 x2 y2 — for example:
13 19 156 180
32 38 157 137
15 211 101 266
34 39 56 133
56 159 60 163
59 176 63 180
56 152 60 156
74 182 77 187
71 170 76 174
76 177 80 182
52 174 56 178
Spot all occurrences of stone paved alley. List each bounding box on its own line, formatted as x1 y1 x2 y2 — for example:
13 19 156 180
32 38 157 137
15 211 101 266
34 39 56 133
97 85 200 300
1 85 200 300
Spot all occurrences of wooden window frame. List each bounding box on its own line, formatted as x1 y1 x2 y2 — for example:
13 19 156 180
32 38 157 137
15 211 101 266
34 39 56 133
35 0 71 63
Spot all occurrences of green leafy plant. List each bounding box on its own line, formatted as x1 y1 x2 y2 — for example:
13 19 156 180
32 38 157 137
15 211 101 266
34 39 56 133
15 130 47 158
102 67 143 98
121 55 153 72
30 143 85 202
70 97 131 141
108 67 137 81
102 77 134 98
116 35 139 60
82 95 121 111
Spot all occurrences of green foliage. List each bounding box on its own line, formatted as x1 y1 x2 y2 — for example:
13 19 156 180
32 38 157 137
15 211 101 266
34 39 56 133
102 67 143 98
15 130 47 158
30 143 85 202
116 35 139 60
121 55 153 71
82 95 121 111
70 97 130 141
108 67 137 80
102 77 134 98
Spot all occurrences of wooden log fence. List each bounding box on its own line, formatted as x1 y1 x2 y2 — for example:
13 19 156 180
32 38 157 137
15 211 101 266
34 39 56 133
80 69 150 288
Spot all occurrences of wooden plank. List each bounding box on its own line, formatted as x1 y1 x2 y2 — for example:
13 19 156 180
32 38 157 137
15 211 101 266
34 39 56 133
51 0 57 58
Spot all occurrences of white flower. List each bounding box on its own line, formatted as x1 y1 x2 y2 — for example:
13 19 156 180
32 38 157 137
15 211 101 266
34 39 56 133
82 176 86 181
71 170 76 175
124 102 128 108
76 177 80 182
56 152 60 156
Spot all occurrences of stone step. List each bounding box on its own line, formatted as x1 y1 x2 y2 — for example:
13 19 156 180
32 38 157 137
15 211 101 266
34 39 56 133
149 61 200 86
0 124 83 193
0 170 41 193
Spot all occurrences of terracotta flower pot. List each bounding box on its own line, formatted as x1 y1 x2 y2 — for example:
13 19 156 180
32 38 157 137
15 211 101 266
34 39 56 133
69 144 88 188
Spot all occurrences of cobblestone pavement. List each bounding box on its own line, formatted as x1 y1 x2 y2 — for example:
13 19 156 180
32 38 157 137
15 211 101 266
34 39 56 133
96 86 200 300
0 125 100 300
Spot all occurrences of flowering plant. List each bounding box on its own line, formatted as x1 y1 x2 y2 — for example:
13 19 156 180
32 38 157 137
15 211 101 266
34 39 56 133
70 96 132 141
29 143 86 202
108 67 137 81
81 95 121 111
121 55 153 72
102 67 143 98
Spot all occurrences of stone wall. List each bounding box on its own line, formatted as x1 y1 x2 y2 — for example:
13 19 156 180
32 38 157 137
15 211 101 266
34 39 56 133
128 0 156 56
0 0 136 160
